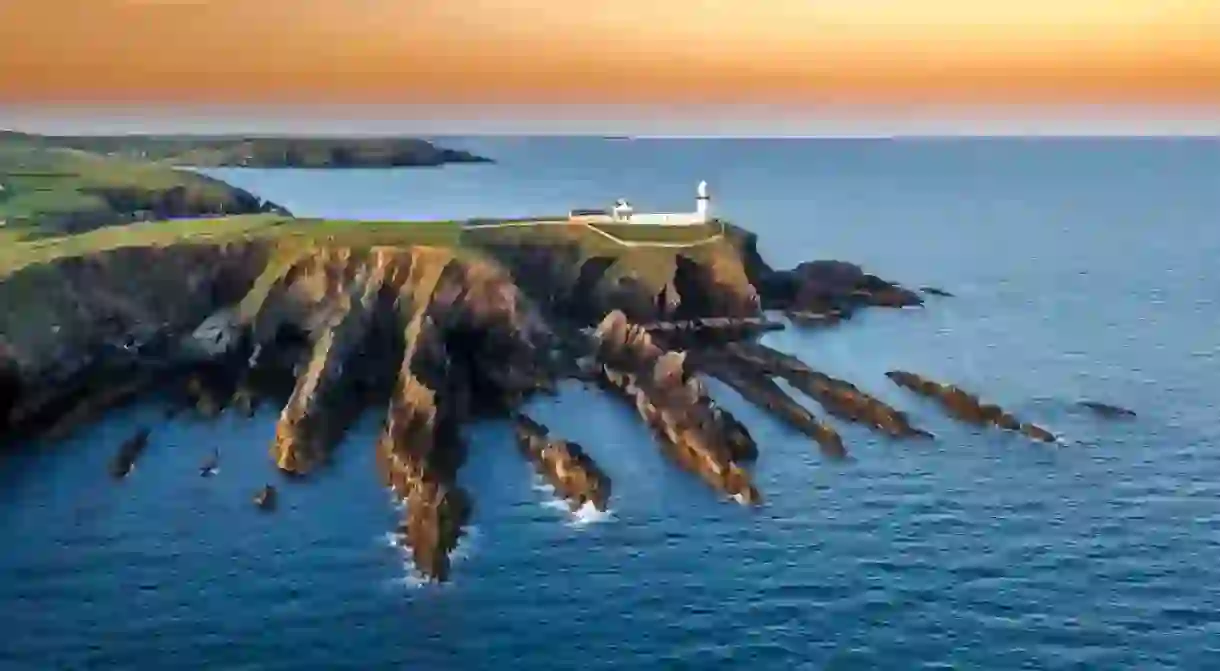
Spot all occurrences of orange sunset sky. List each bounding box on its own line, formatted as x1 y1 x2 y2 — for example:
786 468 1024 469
1 0 1219 106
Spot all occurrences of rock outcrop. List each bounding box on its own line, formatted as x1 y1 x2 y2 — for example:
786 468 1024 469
267 248 409 474
692 352 847 459
514 415 612 512
0 241 271 445
373 253 552 581
376 306 473 582
592 310 761 504
886 371 1057 443
723 342 932 440
759 260 923 318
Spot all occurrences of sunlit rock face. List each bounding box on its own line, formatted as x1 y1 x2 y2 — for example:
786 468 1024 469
514 414 613 512
592 310 762 506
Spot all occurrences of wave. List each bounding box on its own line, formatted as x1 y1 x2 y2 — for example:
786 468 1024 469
567 501 614 528
533 477 614 527
380 525 480 589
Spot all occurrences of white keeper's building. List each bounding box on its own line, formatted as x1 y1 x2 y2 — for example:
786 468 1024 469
568 181 714 225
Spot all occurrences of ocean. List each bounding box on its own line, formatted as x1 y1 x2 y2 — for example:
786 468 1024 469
2 138 1219 670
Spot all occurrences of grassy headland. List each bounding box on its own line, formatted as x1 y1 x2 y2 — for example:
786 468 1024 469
0 131 491 168
0 214 730 279
0 140 284 236
0 132 738 357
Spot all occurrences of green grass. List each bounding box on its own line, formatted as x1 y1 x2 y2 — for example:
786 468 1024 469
0 214 285 276
0 146 232 212
0 142 272 237
0 215 476 278
0 214 734 280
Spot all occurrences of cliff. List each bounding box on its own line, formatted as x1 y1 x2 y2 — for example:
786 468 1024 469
0 211 1079 582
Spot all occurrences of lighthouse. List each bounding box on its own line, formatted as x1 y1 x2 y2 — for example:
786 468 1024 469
695 180 711 223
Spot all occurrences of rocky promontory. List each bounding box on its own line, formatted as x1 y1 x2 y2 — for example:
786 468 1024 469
886 371 1057 443
1 208 1105 581
515 415 612 512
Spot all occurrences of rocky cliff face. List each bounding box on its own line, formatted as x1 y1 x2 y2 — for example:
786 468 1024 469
1 222 1084 582
592 310 761 505
514 414 612 512
0 241 272 439
478 239 761 326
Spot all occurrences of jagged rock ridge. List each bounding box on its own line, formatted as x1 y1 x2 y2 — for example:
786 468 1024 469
515 414 613 512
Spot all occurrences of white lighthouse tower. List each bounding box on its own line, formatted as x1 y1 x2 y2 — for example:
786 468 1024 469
695 180 711 223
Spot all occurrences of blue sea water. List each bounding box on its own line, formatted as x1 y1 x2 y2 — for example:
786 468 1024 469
3 138 1220 670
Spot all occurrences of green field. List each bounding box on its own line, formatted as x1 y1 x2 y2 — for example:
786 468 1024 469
0 141 272 235
0 215 477 276
0 214 731 279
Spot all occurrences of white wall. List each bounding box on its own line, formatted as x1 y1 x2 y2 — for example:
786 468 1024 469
568 212 708 226
624 212 705 226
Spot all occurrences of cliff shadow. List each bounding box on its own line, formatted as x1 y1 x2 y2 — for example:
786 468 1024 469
0 353 20 438
671 253 758 320
565 256 617 323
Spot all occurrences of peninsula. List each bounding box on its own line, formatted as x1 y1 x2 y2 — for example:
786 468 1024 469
0 136 1118 583
0 131 492 169
0 131 487 233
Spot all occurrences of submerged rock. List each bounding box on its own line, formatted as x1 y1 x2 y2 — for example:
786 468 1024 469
1077 401 1137 419
514 415 612 511
253 484 277 510
920 286 954 298
886 371 1057 443
199 448 219 477
109 427 151 479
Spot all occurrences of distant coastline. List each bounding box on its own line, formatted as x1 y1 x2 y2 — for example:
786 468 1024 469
0 132 493 235
0 131 493 169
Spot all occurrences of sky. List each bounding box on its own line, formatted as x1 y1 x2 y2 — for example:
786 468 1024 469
1 1 1218 133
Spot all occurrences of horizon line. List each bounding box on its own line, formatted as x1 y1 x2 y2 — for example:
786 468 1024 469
2 104 1220 138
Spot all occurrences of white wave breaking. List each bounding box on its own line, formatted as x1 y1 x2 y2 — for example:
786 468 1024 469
533 477 614 527
380 525 479 590
567 501 614 528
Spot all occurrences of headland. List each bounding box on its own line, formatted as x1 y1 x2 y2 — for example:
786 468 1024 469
0 134 1131 583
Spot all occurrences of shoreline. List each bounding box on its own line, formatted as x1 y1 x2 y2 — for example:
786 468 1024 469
0 135 1135 584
